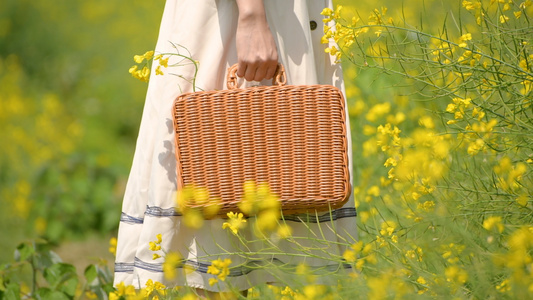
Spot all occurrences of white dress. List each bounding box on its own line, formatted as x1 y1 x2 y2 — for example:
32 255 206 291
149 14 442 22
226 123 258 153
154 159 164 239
114 0 357 291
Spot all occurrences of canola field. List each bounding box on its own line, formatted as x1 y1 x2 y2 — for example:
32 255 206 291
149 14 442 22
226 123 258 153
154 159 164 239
1 0 532 299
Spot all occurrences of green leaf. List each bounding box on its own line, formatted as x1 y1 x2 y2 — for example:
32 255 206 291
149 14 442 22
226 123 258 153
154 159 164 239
43 263 76 289
96 264 114 284
14 243 34 262
34 248 63 271
59 277 78 297
84 264 97 283
101 282 116 294
36 287 70 300
4 283 21 300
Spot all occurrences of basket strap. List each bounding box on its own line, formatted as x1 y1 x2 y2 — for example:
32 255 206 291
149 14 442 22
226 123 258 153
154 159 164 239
226 63 287 89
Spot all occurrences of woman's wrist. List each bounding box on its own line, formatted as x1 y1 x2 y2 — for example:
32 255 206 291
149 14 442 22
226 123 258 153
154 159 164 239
236 0 267 22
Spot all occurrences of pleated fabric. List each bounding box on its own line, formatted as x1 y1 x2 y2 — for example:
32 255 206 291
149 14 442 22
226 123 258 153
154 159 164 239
114 0 357 291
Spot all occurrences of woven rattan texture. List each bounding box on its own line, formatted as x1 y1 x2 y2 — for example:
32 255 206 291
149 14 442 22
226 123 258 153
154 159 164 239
173 85 350 216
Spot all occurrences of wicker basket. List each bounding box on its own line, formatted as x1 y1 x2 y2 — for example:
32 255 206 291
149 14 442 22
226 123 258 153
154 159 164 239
172 64 350 217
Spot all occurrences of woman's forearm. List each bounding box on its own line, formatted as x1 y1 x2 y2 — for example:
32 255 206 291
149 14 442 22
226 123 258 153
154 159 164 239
235 0 278 81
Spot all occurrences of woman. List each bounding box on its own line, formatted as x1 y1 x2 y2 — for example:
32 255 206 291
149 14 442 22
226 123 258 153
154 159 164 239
114 0 357 294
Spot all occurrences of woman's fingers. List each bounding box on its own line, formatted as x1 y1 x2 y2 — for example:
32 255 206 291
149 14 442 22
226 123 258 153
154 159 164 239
237 59 278 82
264 63 277 80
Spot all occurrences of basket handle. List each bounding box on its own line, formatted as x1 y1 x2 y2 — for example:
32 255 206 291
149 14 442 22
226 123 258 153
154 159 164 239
226 63 287 89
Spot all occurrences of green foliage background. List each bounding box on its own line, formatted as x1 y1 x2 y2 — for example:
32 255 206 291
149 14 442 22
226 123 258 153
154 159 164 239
0 0 166 257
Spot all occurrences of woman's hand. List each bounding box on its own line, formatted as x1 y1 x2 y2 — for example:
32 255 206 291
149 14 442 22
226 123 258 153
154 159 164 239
235 0 278 82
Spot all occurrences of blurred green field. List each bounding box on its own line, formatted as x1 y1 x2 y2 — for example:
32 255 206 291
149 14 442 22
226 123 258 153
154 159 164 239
0 0 166 260
1 0 533 298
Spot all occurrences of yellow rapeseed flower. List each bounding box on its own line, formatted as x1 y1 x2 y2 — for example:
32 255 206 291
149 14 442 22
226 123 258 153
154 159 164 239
520 0 532 9
109 282 137 300
418 116 435 129
144 279 166 298
159 57 169 68
181 294 199 300
133 55 144 64
343 249 357 262
207 258 232 284
483 216 504 233
163 252 183 280
222 212 247 235
155 65 164 75
176 184 221 228
496 279 511 292
516 194 529 206
277 223 293 239
296 285 326 300
366 103 391 122
462 0 481 10
458 33 472 48
183 209 203 229
143 50 154 61
109 237 117 256
239 181 279 215
149 241 161 252
128 65 138 74
380 221 397 236
445 266 468 284
367 185 380 197
321 8 333 17
500 15 509 23
256 208 280 232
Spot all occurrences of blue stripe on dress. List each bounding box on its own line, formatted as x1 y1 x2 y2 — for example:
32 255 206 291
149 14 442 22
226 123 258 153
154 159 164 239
115 257 351 276
119 207 356 224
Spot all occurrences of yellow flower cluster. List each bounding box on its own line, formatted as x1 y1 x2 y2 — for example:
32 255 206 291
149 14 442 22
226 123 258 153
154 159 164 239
321 6 346 61
462 0 482 11
342 240 376 271
145 233 185 280
238 181 291 237
109 237 117 256
458 33 472 48
128 51 153 82
494 156 528 192
376 220 399 247
144 279 167 299
321 5 396 63
483 216 505 233
367 270 409 299
175 184 221 229
128 50 169 82
162 252 183 281
109 282 136 300
109 280 166 300
321 6 366 61
381 125 450 205
207 258 232 286
445 96 501 156
149 233 163 260
490 226 533 294
404 245 424 262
